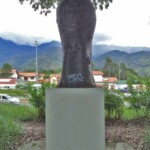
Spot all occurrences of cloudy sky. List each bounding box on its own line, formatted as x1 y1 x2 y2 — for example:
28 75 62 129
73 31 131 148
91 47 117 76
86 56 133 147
0 0 150 47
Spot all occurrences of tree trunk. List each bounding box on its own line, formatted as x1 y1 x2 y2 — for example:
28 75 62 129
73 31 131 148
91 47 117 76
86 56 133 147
57 0 96 88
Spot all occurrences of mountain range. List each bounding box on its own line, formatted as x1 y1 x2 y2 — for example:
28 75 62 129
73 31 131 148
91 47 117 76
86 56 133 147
0 38 150 76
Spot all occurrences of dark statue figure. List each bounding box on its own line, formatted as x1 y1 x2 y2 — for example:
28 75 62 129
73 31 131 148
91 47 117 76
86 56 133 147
57 0 96 88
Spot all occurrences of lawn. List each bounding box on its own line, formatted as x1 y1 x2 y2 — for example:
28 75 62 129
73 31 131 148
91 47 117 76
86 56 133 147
122 107 145 120
0 103 149 150
0 103 38 150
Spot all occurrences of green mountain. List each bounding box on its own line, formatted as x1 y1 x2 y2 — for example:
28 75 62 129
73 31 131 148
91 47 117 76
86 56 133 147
93 50 150 76
0 38 150 75
0 38 62 71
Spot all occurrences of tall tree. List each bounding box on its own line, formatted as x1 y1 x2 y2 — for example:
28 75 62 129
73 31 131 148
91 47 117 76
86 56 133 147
119 62 126 80
103 57 113 77
0 63 12 78
19 0 113 87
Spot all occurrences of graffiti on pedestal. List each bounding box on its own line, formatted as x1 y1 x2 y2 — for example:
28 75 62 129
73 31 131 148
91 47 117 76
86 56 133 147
67 72 84 87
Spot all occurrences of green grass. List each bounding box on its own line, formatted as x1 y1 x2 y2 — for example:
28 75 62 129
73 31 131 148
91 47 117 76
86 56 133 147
0 117 22 150
0 103 38 121
0 89 27 97
0 103 38 150
105 107 146 120
122 107 145 120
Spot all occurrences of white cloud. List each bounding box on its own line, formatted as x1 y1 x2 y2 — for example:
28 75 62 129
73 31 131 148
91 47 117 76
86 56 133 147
0 0 150 47
95 0 150 47
0 0 60 45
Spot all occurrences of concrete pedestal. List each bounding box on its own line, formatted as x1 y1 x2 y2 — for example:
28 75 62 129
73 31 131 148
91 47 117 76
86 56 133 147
46 88 105 150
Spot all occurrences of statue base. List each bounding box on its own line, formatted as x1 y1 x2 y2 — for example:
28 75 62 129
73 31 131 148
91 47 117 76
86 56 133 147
46 88 105 150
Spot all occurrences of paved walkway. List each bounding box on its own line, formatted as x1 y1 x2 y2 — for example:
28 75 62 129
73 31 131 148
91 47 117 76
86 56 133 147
17 139 134 150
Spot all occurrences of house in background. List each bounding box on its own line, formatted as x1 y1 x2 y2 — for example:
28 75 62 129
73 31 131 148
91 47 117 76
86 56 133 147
103 77 118 89
49 71 105 86
11 69 18 78
92 70 104 86
50 74 61 85
115 80 142 91
0 78 17 89
18 72 44 82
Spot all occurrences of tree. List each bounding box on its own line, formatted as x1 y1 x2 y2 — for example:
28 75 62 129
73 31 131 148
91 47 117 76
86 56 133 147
119 62 126 80
0 63 12 78
28 83 50 119
19 0 113 87
103 57 113 77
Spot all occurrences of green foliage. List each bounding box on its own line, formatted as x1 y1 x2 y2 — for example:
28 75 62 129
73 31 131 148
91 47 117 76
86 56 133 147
0 103 38 121
126 70 139 85
50 68 62 74
0 89 27 97
125 78 150 118
105 86 124 119
103 57 114 77
119 62 126 80
0 103 38 150
122 107 145 120
140 91 150 117
43 73 50 79
28 83 51 119
92 0 113 10
102 57 139 80
126 92 142 117
0 117 22 150
0 63 12 78
19 0 112 16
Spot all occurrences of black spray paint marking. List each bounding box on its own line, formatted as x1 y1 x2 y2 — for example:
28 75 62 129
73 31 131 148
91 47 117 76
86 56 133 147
67 72 84 87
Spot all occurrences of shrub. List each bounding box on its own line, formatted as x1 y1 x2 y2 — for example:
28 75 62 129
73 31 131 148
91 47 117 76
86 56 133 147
105 89 124 119
0 102 38 149
0 116 22 150
0 89 27 97
126 88 150 117
28 83 51 119
141 92 150 117
128 93 142 116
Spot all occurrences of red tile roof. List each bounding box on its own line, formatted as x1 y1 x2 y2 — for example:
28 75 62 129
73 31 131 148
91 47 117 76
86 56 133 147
92 70 104 75
0 78 16 84
18 72 36 77
18 72 44 77
103 77 118 83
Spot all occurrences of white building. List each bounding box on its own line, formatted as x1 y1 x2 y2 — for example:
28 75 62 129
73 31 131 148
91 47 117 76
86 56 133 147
50 74 61 85
11 69 18 78
0 78 17 89
18 72 44 82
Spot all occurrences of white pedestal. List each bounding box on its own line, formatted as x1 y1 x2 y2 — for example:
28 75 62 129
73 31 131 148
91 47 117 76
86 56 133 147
46 88 105 150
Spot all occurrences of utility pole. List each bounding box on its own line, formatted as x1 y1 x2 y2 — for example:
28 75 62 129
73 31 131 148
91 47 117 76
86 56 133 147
35 41 38 83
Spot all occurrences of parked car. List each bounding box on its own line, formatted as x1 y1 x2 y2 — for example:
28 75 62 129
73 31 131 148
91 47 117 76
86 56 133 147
0 94 20 104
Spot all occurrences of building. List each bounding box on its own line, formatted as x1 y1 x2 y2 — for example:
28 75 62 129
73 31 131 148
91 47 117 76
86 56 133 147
11 69 18 78
103 77 118 89
18 72 44 82
92 70 104 85
49 71 105 86
50 74 61 85
0 78 17 89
